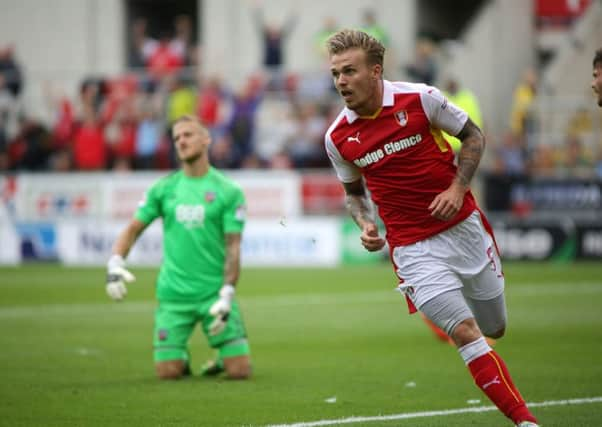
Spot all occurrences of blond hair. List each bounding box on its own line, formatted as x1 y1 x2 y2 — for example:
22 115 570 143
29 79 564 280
326 29 385 68
173 114 202 127
172 115 209 137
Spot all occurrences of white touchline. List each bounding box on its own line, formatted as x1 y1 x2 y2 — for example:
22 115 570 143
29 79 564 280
265 396 602 427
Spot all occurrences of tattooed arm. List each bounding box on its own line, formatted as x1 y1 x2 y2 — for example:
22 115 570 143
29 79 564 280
343 179 386 252
428 118 484 221
453 118 485 189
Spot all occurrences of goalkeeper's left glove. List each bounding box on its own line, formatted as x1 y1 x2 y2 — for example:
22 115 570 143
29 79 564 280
208 284 235 336
106 254 135 301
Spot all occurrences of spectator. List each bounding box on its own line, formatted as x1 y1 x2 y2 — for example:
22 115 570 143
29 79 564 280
228 76 264 162
314 16 339 62
595 145 602 178
169 15 194 66
134 102 162 170
528 143 558 177
254 94 296 162
196 75 229 131
442 77 484 153
165 75 197 126
147 31 184 81
78 78 106 116
268 150 293 169
287 102 327 168
494 132 527 175
404 38 438 85
10 115 52 170
48 149 72 172
240 152 267 169
251 0 297 89
561 136 593 176
510 67 538 140
72 106 107 170
52 97 75 150
360 9 389 46
128 18 158 69
43 83 75 171
0 45 23 147
0 44 23 98
106 99 138 168
0 116 7 170
566 105 593 138
209 131 241 169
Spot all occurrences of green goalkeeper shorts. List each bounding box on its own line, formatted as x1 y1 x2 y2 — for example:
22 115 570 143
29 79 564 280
153 298 249 363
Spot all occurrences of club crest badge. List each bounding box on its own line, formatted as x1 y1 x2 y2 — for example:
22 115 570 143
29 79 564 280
395 110 408 127
205 191 216 203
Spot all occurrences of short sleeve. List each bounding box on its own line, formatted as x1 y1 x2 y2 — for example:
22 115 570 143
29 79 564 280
134 182 162 225
324 134 362 183
223 185 246 234
420 85 468 137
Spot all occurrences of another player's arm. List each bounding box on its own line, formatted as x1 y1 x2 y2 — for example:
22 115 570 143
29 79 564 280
429 117 484 220
343 179 385 252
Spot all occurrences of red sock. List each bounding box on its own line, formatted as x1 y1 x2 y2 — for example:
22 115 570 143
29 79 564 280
468 351 537 424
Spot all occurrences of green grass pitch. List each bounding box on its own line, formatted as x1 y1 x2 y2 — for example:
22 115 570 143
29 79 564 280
0 262 601 426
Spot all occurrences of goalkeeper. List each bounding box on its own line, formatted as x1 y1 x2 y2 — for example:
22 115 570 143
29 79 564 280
106 115 251 380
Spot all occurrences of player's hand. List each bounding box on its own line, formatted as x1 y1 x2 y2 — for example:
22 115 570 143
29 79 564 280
360 223 386 252
209 284 236 336
106 254 135 301
428 183 467 221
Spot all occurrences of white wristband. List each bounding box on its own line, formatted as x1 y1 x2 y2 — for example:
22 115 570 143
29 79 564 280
108 254 126 270
220 283 236 300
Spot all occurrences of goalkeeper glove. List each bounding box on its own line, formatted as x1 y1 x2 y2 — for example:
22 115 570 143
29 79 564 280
208 284 235 336
106 254 135 301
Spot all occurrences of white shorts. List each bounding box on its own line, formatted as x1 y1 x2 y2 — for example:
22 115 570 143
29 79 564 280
392 210 505 310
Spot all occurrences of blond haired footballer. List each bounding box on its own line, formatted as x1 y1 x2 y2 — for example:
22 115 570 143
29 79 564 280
324 29 538 426
107 115 251 380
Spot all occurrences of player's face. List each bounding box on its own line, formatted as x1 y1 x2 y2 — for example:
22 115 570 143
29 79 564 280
592 63 602 107
172 121 210 163
330 48 382 116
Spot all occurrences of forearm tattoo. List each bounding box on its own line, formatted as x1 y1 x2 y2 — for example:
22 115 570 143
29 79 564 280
454 119 485 187
343 181 376 228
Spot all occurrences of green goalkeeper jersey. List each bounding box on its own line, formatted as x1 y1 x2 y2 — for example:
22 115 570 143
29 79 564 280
135 168 246 302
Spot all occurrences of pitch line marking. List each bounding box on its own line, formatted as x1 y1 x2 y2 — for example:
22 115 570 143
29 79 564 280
266 396 602 427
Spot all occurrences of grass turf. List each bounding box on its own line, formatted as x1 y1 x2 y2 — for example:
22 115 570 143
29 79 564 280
0 262 601 426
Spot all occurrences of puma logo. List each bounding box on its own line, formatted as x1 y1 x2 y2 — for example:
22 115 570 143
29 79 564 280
347 132 361 144
482 376 501 390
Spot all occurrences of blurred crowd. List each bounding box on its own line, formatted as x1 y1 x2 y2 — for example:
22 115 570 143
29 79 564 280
0 70 338 172
0 6 601 179
490 67 602 179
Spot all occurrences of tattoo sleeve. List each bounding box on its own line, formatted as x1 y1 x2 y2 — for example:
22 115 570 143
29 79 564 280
454 118 485 188
342 179 376 228
223 233 242 286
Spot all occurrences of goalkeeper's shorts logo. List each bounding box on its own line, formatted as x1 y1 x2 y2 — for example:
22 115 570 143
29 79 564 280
158 329 169 341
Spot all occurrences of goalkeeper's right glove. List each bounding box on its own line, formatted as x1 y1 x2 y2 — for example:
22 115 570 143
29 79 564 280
208 284 235 336
106 254 135 301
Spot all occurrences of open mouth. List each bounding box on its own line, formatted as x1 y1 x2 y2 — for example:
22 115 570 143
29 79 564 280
340 90 353 102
